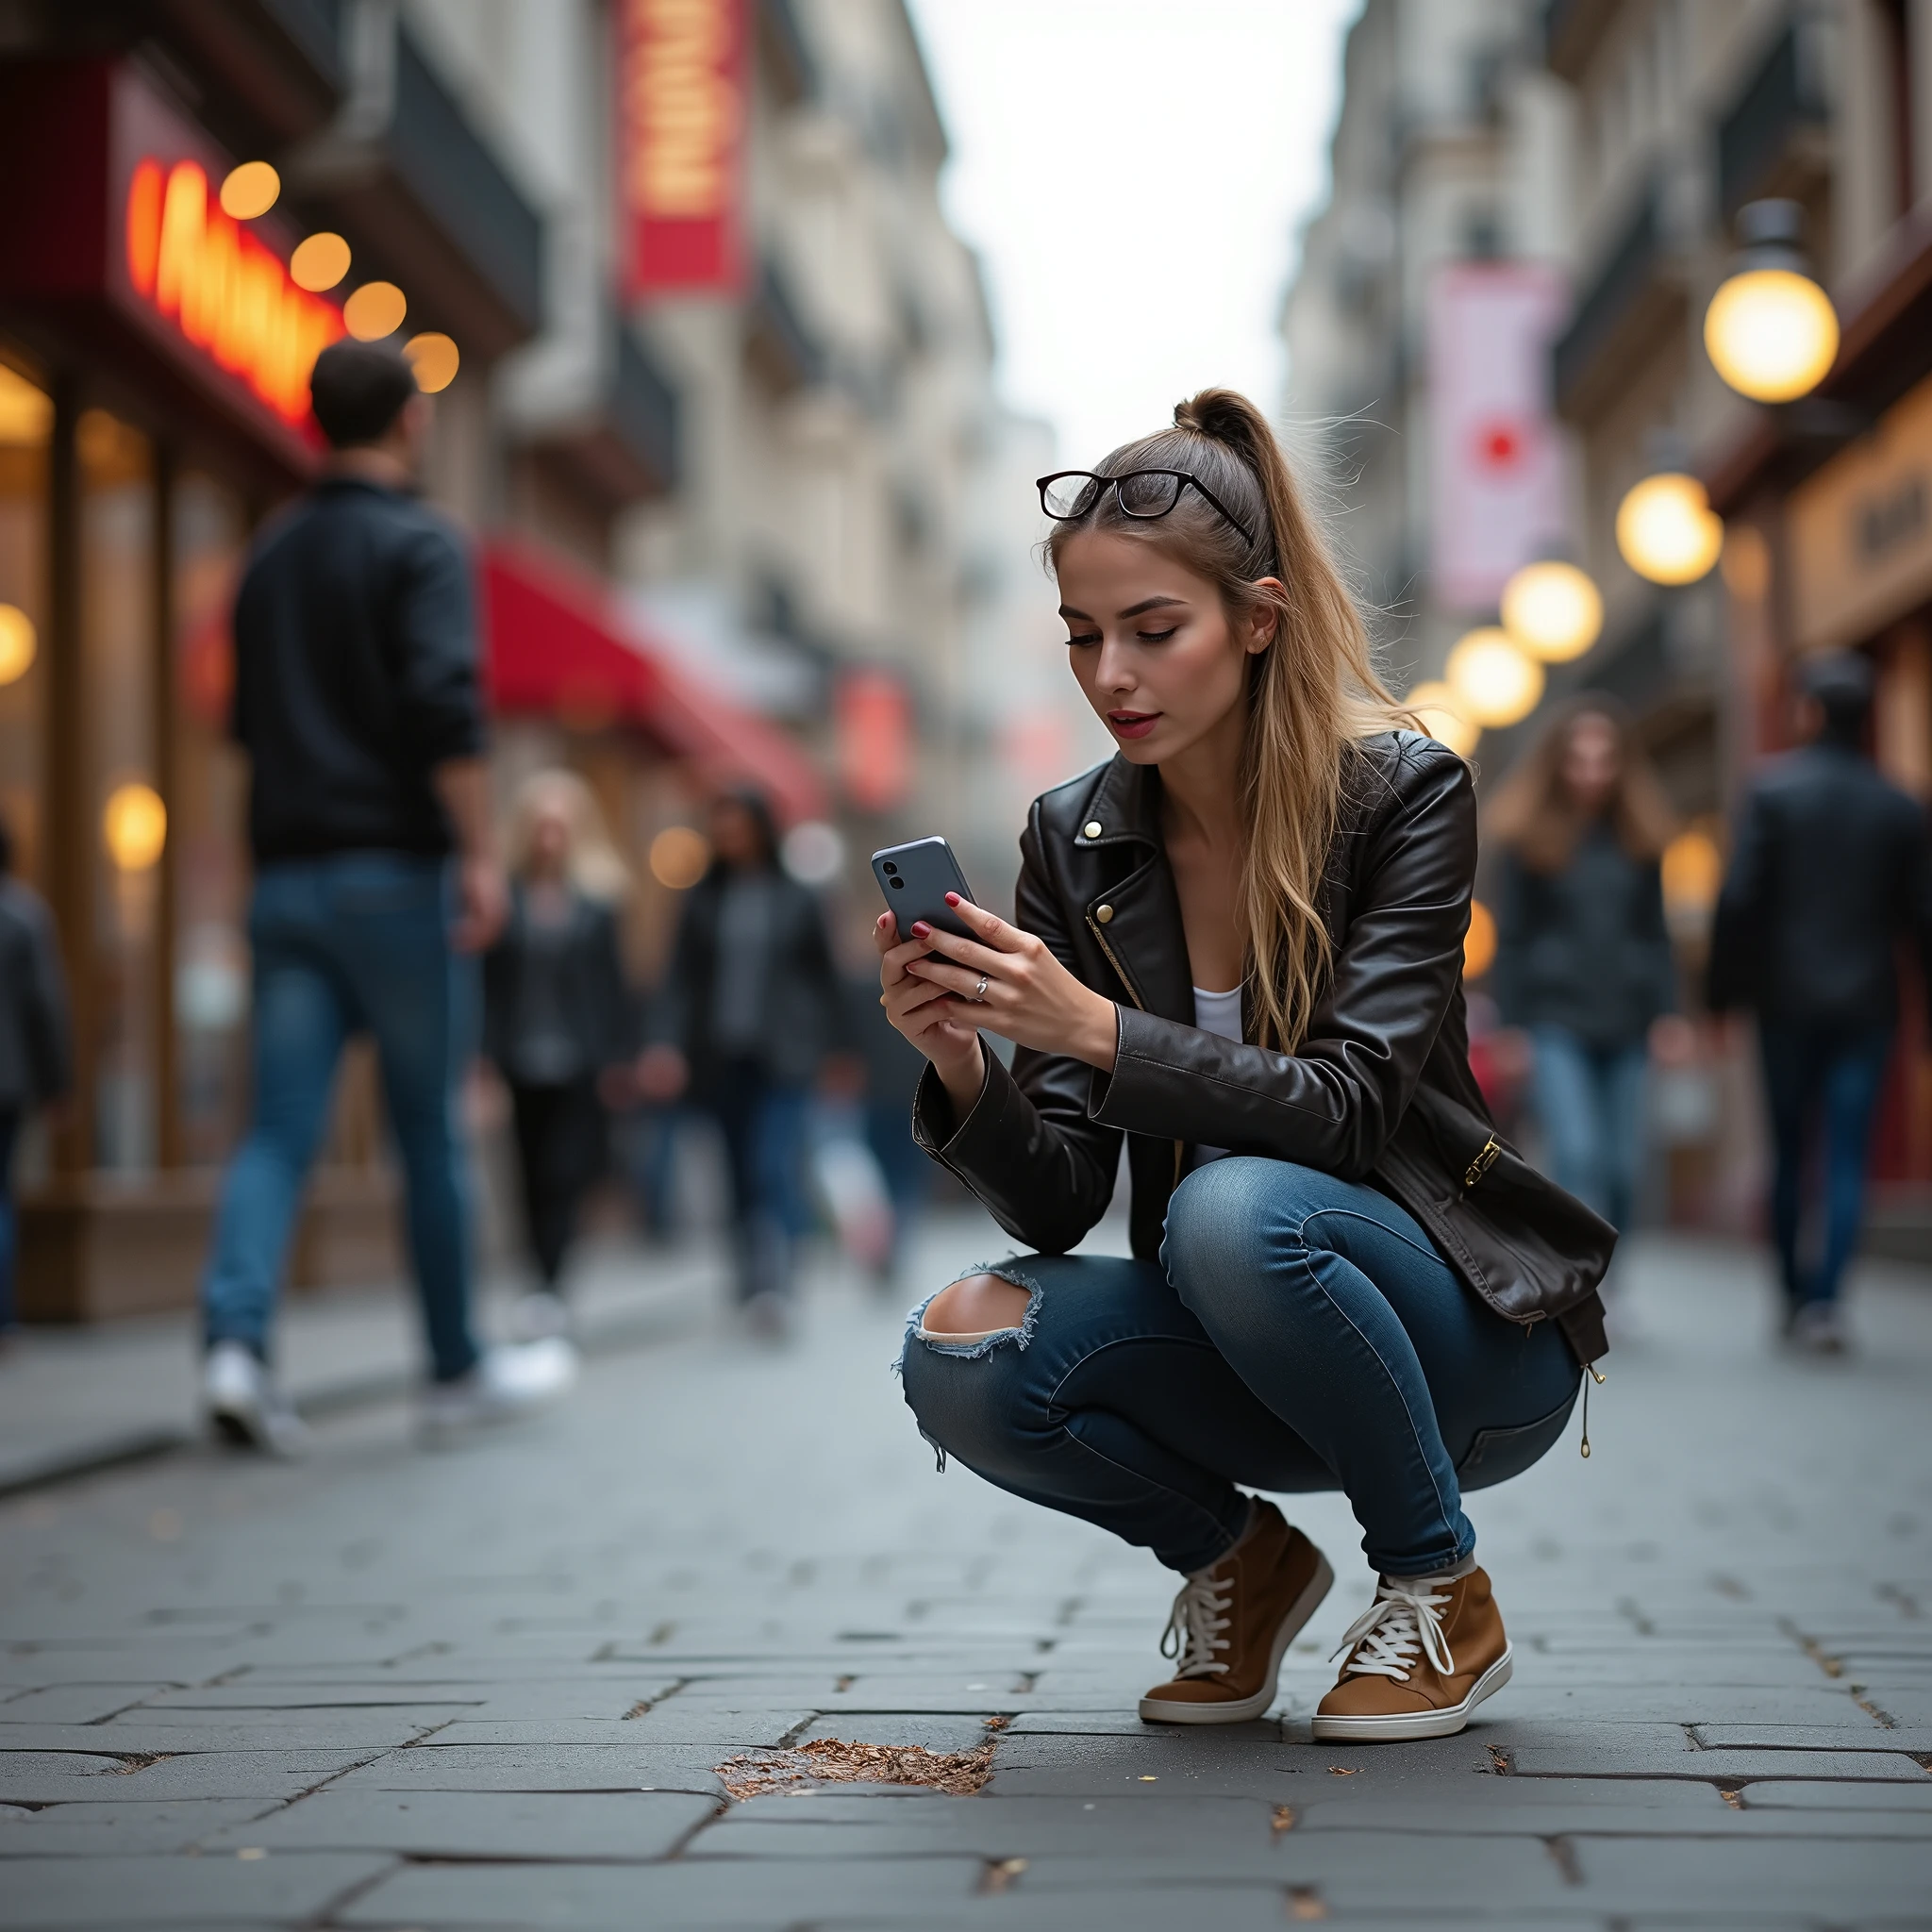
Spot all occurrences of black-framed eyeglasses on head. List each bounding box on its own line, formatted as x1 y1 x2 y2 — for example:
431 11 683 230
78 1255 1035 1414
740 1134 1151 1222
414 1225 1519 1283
1036 468 1257 549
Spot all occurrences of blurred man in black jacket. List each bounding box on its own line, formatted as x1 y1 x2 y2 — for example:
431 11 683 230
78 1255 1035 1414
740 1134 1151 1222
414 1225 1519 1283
1709 654 1932 1351
202 339 572 1452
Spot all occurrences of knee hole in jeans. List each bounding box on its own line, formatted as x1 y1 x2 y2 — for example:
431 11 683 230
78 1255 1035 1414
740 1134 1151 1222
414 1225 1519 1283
921 1273 1030 1338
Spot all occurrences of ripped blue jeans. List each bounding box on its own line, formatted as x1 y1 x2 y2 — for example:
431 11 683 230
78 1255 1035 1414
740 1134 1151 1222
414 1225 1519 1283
900 1158 1580 1578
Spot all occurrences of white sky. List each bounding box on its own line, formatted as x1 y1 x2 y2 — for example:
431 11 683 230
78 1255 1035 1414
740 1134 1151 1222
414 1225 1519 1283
906 0 1362 468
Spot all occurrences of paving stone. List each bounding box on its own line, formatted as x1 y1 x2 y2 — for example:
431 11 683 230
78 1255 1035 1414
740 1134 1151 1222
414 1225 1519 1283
0 1798 275 1856
326 1742 728 1795
336 1854 984 1927
0 1717 446 1754
0 1686 179 1725
1503 1737 1931 1780
425 1708 813 1747
198 1787 719 1858
1690 1724 1932 1751
1736 1778 1932 1810
1567 1836 1932 1915
0 1850 392 1926
0 1750 378 1805
796 1713 1004 1754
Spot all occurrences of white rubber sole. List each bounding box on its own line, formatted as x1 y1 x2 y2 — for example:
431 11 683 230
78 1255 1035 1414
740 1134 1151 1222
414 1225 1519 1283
1309 1643 1513 1741
1139 1552 1336 1724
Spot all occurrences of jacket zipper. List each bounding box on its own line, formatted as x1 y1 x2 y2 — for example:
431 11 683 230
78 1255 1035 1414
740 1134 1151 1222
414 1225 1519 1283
1085 908 1185 1187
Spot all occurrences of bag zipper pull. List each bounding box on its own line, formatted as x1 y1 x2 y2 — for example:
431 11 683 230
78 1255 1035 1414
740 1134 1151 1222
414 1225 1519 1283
1579 1360 1606 1458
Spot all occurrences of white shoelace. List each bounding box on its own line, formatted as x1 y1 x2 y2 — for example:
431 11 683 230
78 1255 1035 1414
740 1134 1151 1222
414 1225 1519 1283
1159 1567 1235 1678
1331 1576 1456 1683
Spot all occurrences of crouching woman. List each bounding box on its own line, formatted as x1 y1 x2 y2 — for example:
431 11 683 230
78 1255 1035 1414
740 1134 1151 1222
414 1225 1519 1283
877 390 1611 1742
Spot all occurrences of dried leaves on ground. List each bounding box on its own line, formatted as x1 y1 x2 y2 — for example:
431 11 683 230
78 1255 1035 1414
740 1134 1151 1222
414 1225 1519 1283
717 1736 995 1799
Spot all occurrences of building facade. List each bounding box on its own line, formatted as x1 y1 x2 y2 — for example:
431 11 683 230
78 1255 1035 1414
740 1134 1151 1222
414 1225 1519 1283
0 0 1038 1317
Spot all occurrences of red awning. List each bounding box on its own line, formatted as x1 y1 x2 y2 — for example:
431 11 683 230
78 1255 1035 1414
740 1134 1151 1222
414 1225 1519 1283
480 537 827 826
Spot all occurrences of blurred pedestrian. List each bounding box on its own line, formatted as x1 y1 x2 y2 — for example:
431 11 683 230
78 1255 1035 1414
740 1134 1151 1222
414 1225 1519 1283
1709 653 1932 1352
483 771 636 1339
1487 699 1678 1236
201 338 573 1455
0 812 71 1341
638 791 844 1333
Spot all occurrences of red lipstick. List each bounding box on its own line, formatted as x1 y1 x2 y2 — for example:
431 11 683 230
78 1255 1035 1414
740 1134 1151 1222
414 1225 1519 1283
1108 710 1159 741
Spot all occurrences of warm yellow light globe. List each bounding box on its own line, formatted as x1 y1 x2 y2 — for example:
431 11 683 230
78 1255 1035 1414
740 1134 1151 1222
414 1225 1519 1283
1500 560 1603 663
403 332 460 394
1615 473 1724 586
1406 679 1481 758
0 603 34 685
103 782 167 872
290 232 351 292
1661 827 1724 921
1464 898 1497 979
649 826 710 890
343 281 407 341
218 160 280 220
1704 267 1840 404
1446 628 1545 729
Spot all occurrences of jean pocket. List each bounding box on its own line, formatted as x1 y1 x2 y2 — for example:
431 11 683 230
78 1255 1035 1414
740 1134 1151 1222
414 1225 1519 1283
1457 1384 1579 1491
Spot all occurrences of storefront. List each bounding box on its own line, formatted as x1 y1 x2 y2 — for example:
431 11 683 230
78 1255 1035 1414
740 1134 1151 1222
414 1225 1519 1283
1708 210 1932 1237
0 57 387 1318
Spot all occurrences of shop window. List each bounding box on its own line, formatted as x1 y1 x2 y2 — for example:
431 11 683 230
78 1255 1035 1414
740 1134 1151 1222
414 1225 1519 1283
78 407 158 1172
0 362 48 887
172 471 250 1163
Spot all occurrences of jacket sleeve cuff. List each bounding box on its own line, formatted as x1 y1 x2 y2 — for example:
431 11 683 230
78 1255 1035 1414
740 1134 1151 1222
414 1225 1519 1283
911 1050 1028 1183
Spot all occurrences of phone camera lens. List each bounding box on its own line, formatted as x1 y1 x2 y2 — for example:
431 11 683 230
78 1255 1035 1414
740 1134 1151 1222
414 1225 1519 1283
882 862 898 875
890 877 905 889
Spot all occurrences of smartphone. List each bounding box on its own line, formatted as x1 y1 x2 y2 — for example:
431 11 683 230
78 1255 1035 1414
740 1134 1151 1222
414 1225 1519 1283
872 836 976 941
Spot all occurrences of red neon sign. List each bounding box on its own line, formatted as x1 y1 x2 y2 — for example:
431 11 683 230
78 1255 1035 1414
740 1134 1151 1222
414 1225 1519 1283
124 158 343 426
619 0 747 296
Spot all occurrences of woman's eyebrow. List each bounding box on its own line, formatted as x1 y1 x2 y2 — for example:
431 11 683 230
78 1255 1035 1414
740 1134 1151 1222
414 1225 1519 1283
1118 596 1188 619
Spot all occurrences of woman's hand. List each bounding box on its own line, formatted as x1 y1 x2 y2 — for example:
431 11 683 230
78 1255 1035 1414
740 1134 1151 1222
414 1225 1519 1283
894 895 1119 1074
875 911 985 1115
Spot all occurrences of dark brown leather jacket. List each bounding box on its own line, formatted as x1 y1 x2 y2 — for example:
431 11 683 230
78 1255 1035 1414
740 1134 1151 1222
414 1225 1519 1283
912 731 1612 1367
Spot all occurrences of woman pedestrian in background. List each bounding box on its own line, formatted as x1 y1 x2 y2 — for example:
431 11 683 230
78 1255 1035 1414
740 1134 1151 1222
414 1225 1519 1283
639 790 845 1335
483 771 635 1341
1487 699 1679 1236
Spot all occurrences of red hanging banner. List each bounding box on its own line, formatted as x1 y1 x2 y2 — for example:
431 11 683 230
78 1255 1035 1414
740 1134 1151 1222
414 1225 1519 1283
618 0 748 297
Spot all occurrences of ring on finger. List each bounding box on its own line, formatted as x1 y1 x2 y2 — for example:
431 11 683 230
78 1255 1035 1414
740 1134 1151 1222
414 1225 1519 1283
971 972 990 1003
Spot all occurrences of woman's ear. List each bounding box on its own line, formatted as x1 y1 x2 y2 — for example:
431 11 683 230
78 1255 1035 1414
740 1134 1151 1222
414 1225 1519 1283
1244 579 1286 655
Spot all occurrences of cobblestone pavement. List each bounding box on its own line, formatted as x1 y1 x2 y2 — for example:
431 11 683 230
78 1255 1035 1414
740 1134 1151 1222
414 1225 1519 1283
2 1223 1930 1930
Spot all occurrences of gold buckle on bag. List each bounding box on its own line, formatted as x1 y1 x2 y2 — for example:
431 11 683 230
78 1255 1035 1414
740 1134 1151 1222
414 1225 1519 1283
1462 1136 1501 1189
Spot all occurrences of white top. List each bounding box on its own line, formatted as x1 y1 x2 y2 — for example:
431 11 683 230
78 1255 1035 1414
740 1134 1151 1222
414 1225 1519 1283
1191 987 1242 1165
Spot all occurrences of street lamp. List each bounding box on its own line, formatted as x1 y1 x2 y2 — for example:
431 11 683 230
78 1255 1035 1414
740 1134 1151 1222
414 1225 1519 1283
1615 472 1724 586
1500 559 1603 662
103 782 167 873
1703 200 1840 404
1446 627 1544 728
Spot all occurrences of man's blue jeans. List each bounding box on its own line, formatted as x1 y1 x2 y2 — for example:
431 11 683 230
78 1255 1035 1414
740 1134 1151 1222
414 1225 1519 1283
901 1158 1580 1579
1530 1025 1649 1231
1758 1024 1892 1311
202 854 481 1383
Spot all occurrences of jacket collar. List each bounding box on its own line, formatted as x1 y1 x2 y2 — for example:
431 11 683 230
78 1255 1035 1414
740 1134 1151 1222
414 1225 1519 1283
1071 756 1192 1024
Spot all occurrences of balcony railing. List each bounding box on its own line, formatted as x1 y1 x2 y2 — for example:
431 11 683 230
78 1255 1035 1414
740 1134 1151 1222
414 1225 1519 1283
388 28 543 338
1552 180 1686 421
1717 21 1829 217
610 324 680 494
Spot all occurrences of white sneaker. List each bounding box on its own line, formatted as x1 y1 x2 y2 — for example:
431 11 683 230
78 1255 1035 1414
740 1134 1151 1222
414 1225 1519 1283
418 1339 578 1445
1789 1301 1848 1355
508 1291 572 1343
203 1341 309 1459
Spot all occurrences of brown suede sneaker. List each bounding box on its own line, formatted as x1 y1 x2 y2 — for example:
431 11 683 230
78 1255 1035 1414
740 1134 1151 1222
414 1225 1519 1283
1311 1564 1512 1741
1139 1499 1334 1724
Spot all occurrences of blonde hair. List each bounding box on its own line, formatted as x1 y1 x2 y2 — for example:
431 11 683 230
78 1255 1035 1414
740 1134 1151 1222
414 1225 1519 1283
1046 388 1409 1053
1485 696 1677 874
506 768 631 904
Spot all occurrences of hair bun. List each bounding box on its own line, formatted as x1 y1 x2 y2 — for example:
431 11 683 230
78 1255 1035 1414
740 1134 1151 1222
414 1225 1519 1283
1174 388 1263 452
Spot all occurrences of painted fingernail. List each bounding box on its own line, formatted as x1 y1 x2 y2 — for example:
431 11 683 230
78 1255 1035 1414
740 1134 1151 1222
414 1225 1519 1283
911 922 932 939
944 892 961 905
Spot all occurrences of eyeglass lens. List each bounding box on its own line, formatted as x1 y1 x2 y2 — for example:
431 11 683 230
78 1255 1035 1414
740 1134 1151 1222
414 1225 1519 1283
1041 471 1185 520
